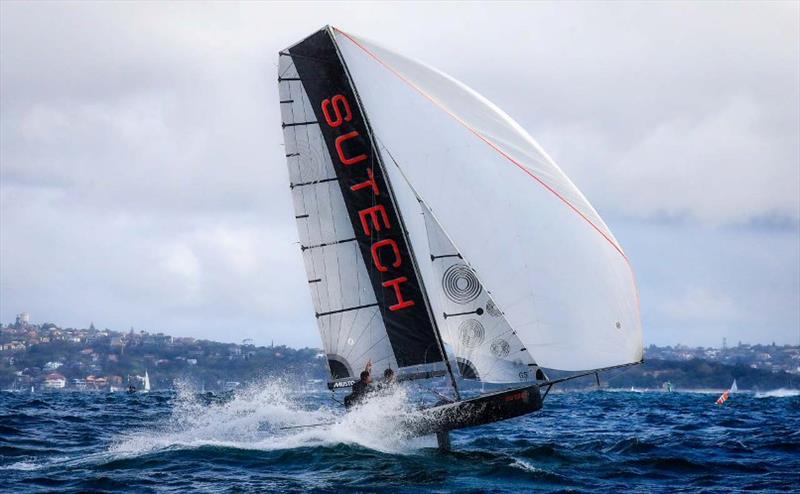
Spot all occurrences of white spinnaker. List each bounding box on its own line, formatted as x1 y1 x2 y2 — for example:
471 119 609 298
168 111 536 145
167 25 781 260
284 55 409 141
279 56 398 379
334 30 643 371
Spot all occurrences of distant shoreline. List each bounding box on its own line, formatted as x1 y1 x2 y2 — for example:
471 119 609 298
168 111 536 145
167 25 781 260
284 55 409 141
3 320 798 392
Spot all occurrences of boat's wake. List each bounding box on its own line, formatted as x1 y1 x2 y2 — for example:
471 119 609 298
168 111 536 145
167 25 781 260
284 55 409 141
754 388 800 398
109 379 434 459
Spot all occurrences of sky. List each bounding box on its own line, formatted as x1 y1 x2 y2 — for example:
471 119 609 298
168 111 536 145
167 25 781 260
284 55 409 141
1 1 798 349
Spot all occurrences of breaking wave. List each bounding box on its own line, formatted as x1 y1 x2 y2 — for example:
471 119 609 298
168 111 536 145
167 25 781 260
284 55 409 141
754 388 800 398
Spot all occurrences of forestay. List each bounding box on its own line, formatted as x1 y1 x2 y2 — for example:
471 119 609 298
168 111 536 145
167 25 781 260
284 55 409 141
332 28 643 371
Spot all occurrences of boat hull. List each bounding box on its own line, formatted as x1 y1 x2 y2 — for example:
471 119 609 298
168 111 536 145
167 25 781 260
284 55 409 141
402 384 543 436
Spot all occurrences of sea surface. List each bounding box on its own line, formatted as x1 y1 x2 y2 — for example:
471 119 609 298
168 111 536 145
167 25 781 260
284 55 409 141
1 382 798 493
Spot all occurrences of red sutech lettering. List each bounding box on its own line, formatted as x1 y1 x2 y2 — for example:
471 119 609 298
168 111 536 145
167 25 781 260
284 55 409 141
321 93 415 312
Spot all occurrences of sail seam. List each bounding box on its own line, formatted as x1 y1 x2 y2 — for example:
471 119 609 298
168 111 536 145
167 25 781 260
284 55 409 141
343 309 381 361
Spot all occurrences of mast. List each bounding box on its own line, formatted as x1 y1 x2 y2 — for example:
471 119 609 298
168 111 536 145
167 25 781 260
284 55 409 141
328 26 461 400
399 212 462 401
376 160 462 401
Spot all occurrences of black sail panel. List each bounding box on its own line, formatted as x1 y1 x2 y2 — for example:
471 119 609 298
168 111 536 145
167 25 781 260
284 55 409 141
284 28 443 367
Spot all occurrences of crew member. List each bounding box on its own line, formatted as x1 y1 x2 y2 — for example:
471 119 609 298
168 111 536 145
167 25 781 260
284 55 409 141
344 360 373 409
376 368 396 394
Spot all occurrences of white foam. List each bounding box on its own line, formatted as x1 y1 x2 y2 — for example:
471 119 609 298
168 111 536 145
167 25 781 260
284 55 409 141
509 458 568 480
0 460 42 471
110 378 433 458
510 458 542 473
754 388 800 398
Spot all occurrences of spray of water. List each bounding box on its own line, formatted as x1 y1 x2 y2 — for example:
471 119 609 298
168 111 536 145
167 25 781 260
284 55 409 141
111 378 435 457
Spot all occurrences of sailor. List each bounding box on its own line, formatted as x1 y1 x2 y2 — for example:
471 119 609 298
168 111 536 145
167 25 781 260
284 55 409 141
376 368 396 395
344 360 373 409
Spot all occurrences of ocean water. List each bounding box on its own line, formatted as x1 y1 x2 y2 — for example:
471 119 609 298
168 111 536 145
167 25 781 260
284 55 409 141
1 382 798 493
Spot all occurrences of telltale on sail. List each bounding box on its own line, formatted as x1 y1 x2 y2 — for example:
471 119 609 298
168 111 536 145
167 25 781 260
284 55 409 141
278 26 644 449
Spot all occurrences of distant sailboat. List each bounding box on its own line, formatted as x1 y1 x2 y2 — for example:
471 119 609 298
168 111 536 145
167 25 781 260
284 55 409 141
278 26 644 449
142 371 151 393
716 379 737 405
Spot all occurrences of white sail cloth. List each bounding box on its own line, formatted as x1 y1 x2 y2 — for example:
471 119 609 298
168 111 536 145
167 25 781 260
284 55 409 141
279 55 399 378
334 29 643 371
377 141 541 383
420 202 541 383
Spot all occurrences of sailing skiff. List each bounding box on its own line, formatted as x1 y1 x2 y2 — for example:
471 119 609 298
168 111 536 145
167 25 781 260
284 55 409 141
278 27 643 448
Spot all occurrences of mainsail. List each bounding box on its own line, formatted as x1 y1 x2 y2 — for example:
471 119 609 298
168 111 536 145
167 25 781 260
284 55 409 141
279 27 643 388
278 30 450 384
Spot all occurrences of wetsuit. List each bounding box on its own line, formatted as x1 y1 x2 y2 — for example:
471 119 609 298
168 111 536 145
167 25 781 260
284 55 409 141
344 380 372 409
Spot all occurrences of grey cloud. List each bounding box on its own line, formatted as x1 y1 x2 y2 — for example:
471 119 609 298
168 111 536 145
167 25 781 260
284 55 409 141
1 1 797 346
